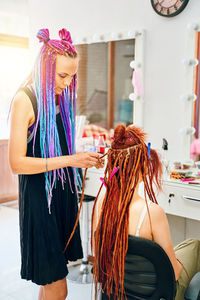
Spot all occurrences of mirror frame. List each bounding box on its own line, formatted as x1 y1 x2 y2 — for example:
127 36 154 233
193 32 200 138
180 26 197 160
73 30 145 128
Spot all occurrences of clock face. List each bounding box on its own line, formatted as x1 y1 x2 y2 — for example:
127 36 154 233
151 0 190 17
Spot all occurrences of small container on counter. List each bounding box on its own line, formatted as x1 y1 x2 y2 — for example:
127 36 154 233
195 161 200 169
182 163 192 170
173 161 182 170
96 134 106 154
93 134 99 146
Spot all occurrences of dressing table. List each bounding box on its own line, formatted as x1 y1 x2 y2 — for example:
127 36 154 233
84 167 200 221
157 179 200 222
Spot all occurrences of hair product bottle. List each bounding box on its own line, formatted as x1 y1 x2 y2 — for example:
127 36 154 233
162 138 169 179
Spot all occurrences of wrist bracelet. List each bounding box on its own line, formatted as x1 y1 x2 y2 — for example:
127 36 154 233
46 158 48 173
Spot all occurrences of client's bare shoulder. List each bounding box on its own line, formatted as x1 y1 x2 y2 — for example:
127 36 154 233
149 202 166 218
149 202 167 225
148 202 173 248
137 202 167 241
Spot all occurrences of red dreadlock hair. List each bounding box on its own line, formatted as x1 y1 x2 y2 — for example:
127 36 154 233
91 124 162 300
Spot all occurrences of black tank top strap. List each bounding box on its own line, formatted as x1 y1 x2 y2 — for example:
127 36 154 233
21 86 38 122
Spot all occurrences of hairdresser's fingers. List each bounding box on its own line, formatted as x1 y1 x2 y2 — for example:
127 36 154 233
85 155 104 169
88 152 101 157
98 158 105 164
88 152 103 159
82 153 99 168
70 152 105 168
87 152 105 164
95 160 104 169
99 159 105 166
92 159 105 169
96 164 104 169
88 156 100 164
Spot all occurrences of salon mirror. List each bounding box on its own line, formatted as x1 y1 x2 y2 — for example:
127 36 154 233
75 38 135 130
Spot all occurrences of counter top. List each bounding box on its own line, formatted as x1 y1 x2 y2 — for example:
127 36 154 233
162 178 200 190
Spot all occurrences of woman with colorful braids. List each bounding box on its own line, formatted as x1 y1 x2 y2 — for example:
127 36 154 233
9 28 104 300
92 124 200 300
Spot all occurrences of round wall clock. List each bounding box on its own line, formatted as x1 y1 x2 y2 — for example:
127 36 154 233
151 0 190 17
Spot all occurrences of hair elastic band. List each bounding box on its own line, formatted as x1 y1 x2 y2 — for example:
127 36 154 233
44 38 50 44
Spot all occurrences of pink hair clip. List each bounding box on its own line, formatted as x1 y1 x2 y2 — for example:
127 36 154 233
129 137 133 141
110 136 114 140
99 166 119 188
109 166 119 180
100 177 107 188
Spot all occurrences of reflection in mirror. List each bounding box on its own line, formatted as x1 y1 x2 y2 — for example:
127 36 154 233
76 39 135 130
191 32 200 161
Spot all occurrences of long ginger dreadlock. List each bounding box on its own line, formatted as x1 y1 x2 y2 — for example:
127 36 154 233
91 124 162 300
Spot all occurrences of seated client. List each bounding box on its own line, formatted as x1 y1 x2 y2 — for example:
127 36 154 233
91 124 200 300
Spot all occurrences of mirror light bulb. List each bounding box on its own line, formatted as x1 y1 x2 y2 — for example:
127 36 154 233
187 23 200 31
179 127 196 135
180 94 197 102
129 93 140 101
92 34 100 42
127 31 135 38
182 58 199 66
111 32 118 40
130 60 141 69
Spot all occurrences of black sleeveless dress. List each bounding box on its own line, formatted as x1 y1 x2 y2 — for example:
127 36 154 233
18 87 83 285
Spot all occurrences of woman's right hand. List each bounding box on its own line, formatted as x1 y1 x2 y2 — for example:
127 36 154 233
67 152 104 169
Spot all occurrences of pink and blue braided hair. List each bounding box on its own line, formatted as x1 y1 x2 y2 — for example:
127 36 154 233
32 28 81 213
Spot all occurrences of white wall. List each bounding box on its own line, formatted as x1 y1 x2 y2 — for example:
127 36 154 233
0 0 28 16
28 0 199 162
0 0 29 36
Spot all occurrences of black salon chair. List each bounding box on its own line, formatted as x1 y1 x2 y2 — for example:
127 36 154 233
101 236 177 300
